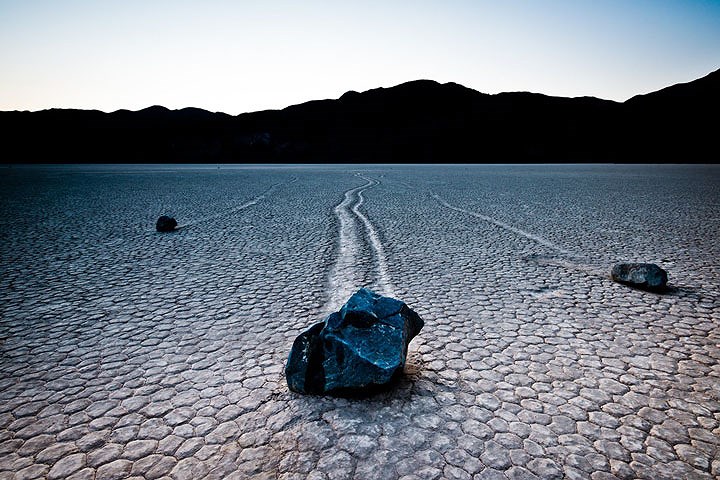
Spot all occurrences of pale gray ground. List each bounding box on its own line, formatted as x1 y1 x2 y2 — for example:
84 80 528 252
1 164 718 480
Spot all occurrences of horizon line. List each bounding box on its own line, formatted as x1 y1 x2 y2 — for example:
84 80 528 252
2 66 717 116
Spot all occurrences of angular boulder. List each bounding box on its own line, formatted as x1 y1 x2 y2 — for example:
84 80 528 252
156 215 177 232
611 263 668 292
286 288 424 395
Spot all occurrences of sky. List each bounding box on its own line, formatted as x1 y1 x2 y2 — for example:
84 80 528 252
1 0 719 114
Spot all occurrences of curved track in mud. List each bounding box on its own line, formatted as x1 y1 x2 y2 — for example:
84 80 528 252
325 174 394 311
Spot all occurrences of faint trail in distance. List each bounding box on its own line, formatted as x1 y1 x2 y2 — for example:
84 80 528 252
175 177 297 230
432 192 572 256
432 192 613 277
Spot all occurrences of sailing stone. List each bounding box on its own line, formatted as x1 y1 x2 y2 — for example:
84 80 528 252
285 288 424 395
611 263 668 292
155 216 177 232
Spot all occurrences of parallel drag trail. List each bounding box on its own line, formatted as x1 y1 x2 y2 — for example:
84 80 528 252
325 174 395 312
354 175 395 298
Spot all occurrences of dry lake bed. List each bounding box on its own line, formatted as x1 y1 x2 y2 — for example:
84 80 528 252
1 164 719 480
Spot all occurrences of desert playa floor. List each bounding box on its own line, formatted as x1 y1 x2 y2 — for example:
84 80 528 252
1 164 719 480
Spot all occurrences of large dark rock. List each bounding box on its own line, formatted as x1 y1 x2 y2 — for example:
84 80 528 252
286 288 424 395
155 215 177 232
611 263 668 292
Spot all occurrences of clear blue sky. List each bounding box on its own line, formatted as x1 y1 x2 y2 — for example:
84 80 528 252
1 0 719 114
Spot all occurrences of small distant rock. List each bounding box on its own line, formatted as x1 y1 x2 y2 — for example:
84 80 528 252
285 288 424 395
156 216 177 232
611 263 668 292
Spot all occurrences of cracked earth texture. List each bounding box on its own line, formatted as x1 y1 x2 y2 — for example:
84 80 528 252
1 164 718 480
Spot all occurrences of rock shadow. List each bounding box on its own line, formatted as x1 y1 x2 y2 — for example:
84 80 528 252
282 353 452 404
612 280 672 295
662 285 705 300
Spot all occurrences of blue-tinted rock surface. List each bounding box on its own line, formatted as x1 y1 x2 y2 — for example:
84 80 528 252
155 215 177 232
611 263 668 292
286 288 424 395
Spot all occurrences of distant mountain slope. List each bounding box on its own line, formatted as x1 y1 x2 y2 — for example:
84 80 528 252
1 69 717 162
626 68 720 106
255 80 620 162
621 69 720 160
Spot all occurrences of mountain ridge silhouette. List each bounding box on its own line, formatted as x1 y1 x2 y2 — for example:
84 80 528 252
2 68 717 162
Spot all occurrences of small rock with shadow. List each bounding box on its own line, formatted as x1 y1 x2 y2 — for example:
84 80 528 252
156 216 177 232
611 263 668 292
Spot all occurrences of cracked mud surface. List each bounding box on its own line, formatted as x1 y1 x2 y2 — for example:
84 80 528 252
1 164 719 480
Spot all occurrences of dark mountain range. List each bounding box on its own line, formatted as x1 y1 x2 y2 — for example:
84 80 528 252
2 69 718 163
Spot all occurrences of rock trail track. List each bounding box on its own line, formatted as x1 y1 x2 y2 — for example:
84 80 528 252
0 164 719 480
176 178 297 230
431 193 573 257
326 174 395 312
431 192 610 280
